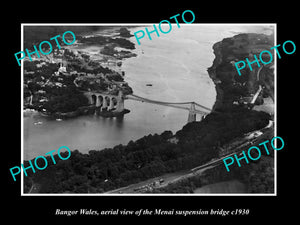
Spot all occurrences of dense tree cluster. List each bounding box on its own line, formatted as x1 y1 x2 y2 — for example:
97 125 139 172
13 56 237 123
24 61 60 78
43 86 89 113
111 38 135 49
119 28 133 38
24 60 89 114
176 105 270 147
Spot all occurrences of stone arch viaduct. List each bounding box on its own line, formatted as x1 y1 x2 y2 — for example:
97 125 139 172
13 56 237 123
84 90 125 113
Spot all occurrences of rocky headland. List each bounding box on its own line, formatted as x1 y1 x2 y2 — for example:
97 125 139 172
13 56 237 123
208 33 274 111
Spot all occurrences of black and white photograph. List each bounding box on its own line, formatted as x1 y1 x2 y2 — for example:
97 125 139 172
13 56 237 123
21 24 276 195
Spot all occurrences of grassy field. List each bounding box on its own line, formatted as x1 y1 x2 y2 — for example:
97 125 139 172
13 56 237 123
193 179 247 193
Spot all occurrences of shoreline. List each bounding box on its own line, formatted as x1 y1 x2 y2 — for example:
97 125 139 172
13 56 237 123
207 41 224 111
25 105 130 120
24 27 136 119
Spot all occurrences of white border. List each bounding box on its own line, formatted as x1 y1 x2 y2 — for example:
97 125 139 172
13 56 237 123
21 23 277 196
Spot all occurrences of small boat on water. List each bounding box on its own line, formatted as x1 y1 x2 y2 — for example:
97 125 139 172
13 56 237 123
56 118 62 121
34 121 43 125
146 83 153 86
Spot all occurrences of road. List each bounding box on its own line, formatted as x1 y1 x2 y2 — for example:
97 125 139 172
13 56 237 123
106 123 274 194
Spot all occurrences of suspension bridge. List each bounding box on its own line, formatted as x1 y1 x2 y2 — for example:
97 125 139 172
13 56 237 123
126 94 213 123
84 91 214 123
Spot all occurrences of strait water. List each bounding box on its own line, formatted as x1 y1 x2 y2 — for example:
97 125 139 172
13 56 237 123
23 24 274 160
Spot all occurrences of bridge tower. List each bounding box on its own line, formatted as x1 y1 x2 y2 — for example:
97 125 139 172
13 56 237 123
187 102 196 123
95 96 102 107
115 90 125 112
101 96 108 111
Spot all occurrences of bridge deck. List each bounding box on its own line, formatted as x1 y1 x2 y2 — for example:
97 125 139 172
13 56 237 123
127 94 212 115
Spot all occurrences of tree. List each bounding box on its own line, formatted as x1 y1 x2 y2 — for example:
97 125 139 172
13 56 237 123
43 87 88 113
119 28 132 37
